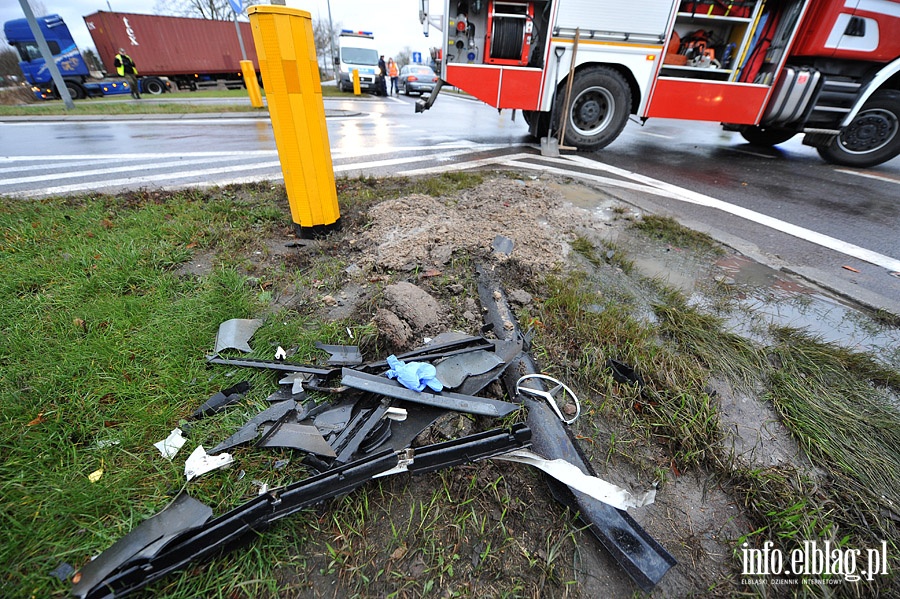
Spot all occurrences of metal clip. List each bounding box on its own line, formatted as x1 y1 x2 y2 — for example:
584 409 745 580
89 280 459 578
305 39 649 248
515 374 581 425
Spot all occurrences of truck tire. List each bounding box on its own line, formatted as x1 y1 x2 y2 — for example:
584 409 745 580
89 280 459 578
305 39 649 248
62 81 85 100
142 77 166 95
739 125 796 146
560 67 631 151
816 90 900 168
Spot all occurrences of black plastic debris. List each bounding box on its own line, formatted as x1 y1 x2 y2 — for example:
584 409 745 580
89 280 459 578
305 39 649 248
213 318 263 354
606 359 645 387
341 367 520 418
476 264 676 593
71 493 213 599
50 562 75 583
209 399 306 455
71 426 531 599
314 341 363 366
256 423 336 458
190 381 251 419
435 349 505 388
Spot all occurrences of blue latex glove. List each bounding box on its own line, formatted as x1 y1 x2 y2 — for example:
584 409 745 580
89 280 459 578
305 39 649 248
385 355 444 392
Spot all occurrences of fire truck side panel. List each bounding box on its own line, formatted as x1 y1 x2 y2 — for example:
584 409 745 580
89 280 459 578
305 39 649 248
646 80 770 122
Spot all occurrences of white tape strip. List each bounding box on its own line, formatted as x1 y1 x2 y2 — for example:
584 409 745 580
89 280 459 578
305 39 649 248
493 449 656 511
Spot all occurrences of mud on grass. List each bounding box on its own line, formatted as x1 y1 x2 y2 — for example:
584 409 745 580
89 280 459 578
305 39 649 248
2 173 900 598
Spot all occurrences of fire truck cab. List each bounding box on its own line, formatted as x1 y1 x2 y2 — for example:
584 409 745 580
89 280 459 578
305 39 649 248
418 0 900 167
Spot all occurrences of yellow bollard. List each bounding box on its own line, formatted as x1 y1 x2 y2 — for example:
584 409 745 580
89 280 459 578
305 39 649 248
352 69 361 95
240 59 263 108
248 5 340 238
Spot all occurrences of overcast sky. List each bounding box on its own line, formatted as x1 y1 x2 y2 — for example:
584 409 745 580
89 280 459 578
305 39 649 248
2 1 437 62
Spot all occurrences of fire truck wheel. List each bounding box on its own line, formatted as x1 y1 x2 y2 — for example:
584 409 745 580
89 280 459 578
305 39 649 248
817 90 900 168
739 126 796 147
562 67 631 151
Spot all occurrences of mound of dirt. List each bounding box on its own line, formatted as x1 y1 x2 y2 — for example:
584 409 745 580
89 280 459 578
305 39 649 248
356 176 598 273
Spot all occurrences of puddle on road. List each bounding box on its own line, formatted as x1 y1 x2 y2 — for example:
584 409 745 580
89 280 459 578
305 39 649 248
713 255 900 368
552 175 900 367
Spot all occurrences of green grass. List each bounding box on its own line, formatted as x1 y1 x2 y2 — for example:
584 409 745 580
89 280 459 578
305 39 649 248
3 176 900 597
522 233 900 594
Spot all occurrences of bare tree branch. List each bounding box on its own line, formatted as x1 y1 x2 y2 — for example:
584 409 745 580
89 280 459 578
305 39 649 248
154 0 233 21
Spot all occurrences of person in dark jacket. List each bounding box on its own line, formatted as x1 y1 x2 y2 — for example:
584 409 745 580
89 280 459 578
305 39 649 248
377 55 388 97
114 48 140 99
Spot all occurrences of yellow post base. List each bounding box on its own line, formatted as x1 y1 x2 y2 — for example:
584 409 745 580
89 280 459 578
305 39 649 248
248 5 340 238
352 69 361 95
240 59 263 108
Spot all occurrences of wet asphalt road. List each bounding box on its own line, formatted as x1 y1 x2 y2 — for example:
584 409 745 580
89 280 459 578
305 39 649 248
0 93 898 314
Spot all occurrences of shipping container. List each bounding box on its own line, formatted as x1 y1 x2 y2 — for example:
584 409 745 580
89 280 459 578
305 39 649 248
84 11 259 90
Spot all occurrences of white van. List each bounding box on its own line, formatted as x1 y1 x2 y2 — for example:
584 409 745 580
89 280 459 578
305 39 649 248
336 30 380 93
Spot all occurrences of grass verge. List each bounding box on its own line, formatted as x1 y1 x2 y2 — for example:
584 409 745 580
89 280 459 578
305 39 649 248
522 233 900 595
2 178 899 598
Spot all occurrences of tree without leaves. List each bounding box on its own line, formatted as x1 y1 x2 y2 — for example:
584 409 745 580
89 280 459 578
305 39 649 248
154 0 234 21
1 46 25 80
312 17 342 77
81 48 104 72
395 47 412 69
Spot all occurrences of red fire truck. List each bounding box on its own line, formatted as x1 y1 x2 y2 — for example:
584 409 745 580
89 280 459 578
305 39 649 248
417 0 900 167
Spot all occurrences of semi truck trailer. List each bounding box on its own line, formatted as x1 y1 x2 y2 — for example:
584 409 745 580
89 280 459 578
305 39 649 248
3 11 260 99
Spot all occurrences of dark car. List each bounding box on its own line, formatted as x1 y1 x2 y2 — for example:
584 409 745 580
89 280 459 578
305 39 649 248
398 64 439 96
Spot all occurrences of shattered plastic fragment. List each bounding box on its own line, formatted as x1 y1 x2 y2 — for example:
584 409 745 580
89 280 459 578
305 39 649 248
50 562 75 582
154 428 187 460
213 318 263 354
435 350 504 388
184 446 233 481
190 381 250 419
278 372 311 395
88 467 103 483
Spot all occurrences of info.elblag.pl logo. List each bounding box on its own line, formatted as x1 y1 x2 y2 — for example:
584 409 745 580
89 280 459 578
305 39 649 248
741 540 889 584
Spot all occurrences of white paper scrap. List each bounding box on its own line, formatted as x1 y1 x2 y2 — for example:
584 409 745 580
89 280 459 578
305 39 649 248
494 449 656 511
154 428 187 460
184 445 234 481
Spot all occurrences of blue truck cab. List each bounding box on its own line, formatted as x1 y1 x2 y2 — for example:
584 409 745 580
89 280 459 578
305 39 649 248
3 14 132 99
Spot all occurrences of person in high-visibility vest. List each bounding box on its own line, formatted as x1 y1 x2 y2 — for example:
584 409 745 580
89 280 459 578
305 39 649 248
114 48 140 99
388 58 399 96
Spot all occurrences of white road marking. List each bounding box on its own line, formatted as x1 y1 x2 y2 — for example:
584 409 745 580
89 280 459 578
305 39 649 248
5 161 282 198
0 156 241 186
396 153 536 176
0 151 277 162
0 157 147 175
638 131 674 139
559 154 900 273
728 148 776 159
835 168 900 185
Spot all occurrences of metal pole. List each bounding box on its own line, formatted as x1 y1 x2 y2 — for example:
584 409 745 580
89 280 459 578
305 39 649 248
327 0 337 79
18 0 74 109
233 10 247 61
